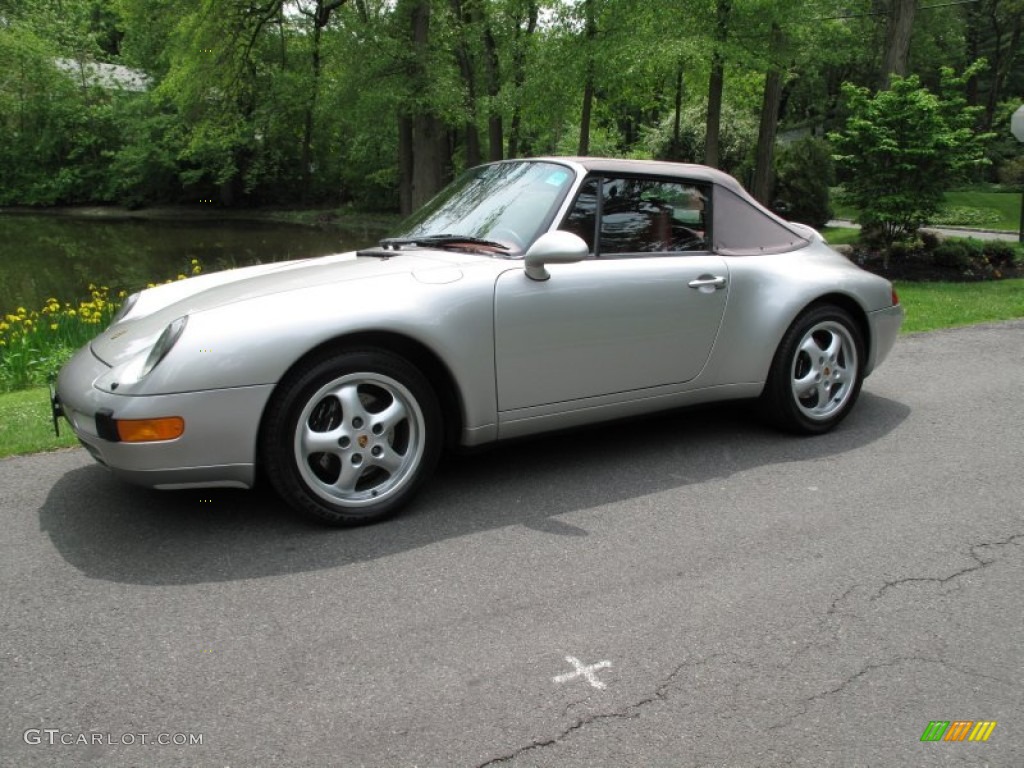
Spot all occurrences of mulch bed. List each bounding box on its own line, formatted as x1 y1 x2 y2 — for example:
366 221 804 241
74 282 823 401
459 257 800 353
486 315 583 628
834 246 1023 282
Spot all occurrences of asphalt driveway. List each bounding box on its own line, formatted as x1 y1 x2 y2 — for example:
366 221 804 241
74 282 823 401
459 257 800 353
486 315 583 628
2 321 1022 767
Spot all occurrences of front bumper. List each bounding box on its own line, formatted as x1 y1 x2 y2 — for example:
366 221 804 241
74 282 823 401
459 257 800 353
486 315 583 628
55 345 274 489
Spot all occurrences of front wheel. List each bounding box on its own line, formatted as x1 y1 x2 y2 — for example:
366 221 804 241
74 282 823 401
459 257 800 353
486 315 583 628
262 349 442 526
761 305 865 434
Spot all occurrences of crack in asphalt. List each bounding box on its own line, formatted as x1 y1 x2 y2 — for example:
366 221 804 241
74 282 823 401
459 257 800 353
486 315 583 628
765 658 907 732
871 532 1023 601
475 655 724 767
765 655 1010 734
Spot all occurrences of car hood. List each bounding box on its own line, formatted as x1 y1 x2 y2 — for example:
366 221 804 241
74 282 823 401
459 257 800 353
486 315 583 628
90 250 471 367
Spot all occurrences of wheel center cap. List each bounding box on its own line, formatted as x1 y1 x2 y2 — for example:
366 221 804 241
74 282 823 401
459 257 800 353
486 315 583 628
357 434 369 448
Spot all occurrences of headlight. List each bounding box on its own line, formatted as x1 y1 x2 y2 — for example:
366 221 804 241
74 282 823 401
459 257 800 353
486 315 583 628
140 316 187 379
111 292 140 324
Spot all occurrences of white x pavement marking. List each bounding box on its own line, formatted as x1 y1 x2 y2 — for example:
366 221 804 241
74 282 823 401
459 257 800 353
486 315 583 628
552 656 612 690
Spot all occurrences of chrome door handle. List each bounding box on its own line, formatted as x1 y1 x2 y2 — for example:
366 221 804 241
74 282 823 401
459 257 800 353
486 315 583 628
688 275 727 290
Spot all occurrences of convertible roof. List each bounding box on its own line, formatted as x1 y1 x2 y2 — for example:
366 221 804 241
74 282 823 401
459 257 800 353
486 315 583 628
536 156 749 196
529 156 810 256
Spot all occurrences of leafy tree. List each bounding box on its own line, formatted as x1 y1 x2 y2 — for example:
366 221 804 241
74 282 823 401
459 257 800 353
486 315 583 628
830 65 994 249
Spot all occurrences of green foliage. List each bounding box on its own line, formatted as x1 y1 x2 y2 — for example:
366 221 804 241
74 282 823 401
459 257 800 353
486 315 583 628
0 261 202 392
981 100 1024 184
998 156 1024 187
772 137 834 229
0 287 120 391
0 0 1019 212
647 99 759 178
830 66 994 246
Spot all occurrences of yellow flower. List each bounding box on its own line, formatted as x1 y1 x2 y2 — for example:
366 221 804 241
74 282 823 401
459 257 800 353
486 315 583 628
0 322 7 331
192 266 202 275
190 258 199 265
16 306 26 315
50 323 58 330
67 309 76 317
118 290 128 298
88 283 96 291
177 274 187 281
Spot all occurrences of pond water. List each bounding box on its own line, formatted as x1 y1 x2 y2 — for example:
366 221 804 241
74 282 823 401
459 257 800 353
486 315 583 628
0 214 389 314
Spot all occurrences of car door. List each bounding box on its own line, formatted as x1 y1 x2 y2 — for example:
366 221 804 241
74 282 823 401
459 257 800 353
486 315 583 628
493 175 729 412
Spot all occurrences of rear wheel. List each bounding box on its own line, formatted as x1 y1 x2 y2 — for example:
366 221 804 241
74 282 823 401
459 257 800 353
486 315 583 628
761 305 865 434
262 349 441 526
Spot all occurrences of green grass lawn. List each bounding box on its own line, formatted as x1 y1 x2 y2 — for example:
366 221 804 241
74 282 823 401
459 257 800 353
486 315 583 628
938 190 1021 230
0 386 78 457
895 278 1024 333
4 279 1022 459
832 189 1022 231
821 226 860 245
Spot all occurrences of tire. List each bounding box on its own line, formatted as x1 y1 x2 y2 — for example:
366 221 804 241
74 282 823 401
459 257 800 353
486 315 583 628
261 349 442 526
761 305 865 435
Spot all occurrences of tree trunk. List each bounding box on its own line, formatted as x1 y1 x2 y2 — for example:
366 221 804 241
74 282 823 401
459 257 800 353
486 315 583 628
964 0 982 105
577 0 597 156
879 0 915 88
399 115 414 215
671 60 684 159
751 23 784 205
411 114 445 211
300 1 348 201
299 21 322 200
396 0 447 212
450 0 481 168
481 15 503 161
408 0 445 211
508 1 538 158
705 0 730 168
578 79 595 156
984 9 1021 130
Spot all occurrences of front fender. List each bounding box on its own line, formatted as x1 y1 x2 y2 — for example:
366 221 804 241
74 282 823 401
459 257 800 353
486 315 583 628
128 268 504 441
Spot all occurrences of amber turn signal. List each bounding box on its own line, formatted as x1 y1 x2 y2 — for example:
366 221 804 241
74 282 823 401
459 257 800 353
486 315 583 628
115 416 185 443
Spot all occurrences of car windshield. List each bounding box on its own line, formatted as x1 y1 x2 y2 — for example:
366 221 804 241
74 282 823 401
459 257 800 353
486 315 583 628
388 161 576 256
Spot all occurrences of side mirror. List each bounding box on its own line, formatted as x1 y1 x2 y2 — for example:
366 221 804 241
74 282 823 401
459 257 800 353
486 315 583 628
523 231 589 281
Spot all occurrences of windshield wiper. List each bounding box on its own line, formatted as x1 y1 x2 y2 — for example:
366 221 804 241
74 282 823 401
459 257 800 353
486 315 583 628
379 233 510 251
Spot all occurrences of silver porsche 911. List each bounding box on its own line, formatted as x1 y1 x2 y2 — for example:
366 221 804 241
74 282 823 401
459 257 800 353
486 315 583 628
54 157 902 525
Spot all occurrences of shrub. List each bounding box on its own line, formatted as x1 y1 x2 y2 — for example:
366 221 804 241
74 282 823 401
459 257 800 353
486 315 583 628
996 156 1024 187
830 65 993 246
772 138 834 228
983 241 1017 269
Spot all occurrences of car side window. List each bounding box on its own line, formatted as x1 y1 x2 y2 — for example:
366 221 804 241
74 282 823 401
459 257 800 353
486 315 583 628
559 176 709 257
